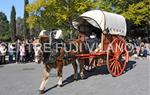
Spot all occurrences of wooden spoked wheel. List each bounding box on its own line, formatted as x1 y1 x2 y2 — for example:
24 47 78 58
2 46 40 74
107 38 129 77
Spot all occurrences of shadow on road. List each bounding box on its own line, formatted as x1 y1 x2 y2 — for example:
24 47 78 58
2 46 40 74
0 65 4 68
44 60 136 94
123 60 136 74
44 84 58 94
62 60 136 86
23 68 35 71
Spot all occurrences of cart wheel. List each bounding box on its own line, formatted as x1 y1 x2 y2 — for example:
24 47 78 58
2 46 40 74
107 38 129 77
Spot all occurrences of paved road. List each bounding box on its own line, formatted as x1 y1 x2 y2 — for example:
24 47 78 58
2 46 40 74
0 58 149 95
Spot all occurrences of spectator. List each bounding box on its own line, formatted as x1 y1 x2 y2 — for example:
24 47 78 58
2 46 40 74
8 43 15 63
28 39 34 62
20 41 26 63
16 39 20 63
147 44 150 55
147 44 150 59
138 42 148 58
133 37 142 59
136 37 142 46
0 42 7 64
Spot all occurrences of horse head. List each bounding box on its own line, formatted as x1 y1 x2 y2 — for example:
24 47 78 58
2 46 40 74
32 29 64 64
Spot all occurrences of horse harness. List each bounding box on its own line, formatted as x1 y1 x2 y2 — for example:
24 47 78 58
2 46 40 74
42 39 65 64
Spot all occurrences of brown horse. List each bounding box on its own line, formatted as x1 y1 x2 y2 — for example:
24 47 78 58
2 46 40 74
32 32 88 94
32 38 66 94
66 38 86 80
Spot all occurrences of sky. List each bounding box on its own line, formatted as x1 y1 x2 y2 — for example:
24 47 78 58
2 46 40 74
0 0 34 21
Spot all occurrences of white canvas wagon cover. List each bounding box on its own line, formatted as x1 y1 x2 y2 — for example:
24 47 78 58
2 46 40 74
73 10 127 36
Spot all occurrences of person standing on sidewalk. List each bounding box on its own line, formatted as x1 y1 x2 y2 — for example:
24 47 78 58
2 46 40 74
0 42 7 64
8 43 15 63
16 39 20 63
19 41 26 63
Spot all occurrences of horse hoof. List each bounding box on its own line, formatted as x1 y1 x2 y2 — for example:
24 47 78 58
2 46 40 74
81 75 86 80
81 77 84 80
39 90 44 94
74 78 78 81
57 84 63 87
73 77 78 81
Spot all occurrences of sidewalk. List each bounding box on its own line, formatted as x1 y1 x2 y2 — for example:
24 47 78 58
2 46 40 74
130 55 150 60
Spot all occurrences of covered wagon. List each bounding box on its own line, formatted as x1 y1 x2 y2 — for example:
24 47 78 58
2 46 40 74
73 10 129 77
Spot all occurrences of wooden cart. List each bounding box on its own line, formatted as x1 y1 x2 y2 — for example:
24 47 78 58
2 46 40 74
73 10 129 77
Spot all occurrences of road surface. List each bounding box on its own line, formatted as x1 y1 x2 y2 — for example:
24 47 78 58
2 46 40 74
0 58 149 95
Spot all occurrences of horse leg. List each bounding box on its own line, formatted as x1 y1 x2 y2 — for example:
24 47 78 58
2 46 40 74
39 64 51 94
79 59 85 79
56 60 64 87
72 59 78 80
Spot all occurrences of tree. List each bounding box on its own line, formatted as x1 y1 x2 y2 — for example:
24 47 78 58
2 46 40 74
121 0 150 37
122 0 149 25
26 0 97 30
96 0 150 38
24 0 30 39
16 17 24 36
0 12 10 41
0 12 9 33
26 0 150 38
10 6 16 41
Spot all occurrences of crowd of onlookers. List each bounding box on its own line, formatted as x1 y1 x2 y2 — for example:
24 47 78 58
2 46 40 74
127 37 150 59
0 37 150 64
0 39 34 64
